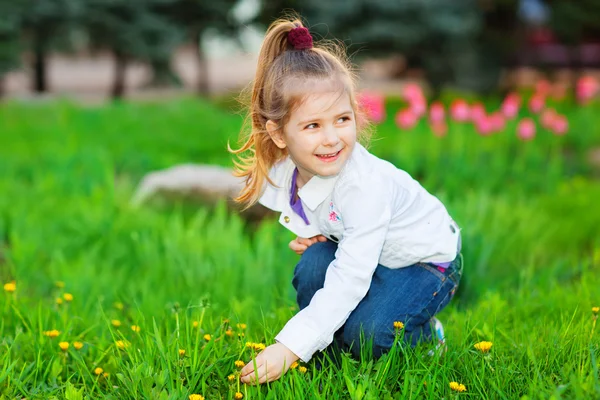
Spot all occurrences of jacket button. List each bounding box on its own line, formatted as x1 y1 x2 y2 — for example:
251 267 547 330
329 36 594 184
284 216 290 223
331 235 338 242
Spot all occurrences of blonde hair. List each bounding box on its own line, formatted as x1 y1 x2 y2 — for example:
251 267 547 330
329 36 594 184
228 15 372 210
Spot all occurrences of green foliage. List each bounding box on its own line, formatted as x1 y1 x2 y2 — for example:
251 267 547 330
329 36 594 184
256 0 520 93
0 97 599 398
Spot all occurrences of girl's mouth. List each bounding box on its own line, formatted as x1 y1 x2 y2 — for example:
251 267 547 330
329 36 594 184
315 149 342 162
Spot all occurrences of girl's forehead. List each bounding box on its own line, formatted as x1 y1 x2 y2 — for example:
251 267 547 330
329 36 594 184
292 90 352 119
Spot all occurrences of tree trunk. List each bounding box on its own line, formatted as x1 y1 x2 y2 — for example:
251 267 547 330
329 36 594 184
0 76 5 99
112 50 127 99
148 57 181 88
195 35 209 95
32 30 48 93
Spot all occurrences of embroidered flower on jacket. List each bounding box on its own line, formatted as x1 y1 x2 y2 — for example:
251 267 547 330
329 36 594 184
329 202 341 222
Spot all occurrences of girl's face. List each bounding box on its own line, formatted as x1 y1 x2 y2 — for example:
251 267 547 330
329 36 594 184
266 89 357 188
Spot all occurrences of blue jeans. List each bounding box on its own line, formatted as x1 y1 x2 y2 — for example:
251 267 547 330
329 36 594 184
292 240 463 359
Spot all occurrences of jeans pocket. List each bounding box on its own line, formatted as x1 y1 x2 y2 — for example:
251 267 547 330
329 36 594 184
415 262 447 282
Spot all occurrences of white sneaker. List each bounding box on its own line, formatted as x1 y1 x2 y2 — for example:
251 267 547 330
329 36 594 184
427 317 447 356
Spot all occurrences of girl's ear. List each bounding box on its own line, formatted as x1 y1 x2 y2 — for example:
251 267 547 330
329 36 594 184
266 120 287 149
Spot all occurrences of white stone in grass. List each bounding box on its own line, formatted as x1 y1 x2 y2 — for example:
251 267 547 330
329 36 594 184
131 164 246 206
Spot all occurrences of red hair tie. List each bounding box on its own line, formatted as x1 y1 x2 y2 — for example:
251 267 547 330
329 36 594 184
288 26 313 50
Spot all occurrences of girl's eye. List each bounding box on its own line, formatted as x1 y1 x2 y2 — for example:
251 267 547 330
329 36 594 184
305 123 318 129
338 116 351 123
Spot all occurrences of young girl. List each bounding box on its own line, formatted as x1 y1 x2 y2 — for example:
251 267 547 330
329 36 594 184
229 17 463 385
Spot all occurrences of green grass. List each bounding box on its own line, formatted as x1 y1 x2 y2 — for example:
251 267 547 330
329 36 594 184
0 96 599 399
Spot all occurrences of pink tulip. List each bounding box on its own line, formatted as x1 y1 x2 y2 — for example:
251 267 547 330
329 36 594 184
450 99 470 122
431 121 448 137
576 76 598 104
357 91 386 123
489 112 506 132
540 108 557 130
395 109 418 130
409 97 427 118
501 93 520 119
551 114 568 135
475 116 494 136
535 79 551 96
517 118 536 141
528 94 545 113
403 83 424 103
429 102 445 124
469 102 486 123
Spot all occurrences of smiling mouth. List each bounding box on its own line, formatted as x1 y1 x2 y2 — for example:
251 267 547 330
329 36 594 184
315 149 342 159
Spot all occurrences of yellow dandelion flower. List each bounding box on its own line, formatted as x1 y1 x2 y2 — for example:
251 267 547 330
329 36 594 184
114 302 124 310
59 342 69 351
203 334 211 341
111 319 121 328
189 395 204 400
94 367 104 376
474 341 493 353
3 281 16 292
245 341 254 348
450 382 467 392
593 307 599 315
225 329 233 337
103 372 109 378
393 321 404 330
56 297 63 305
179 349 186 356
116 340 129 350
253 343 266 351
55 281 65 288
73 341 83 350
227 374 236 382
236 323 247 330
234 360 245 368
43 329 61 338
63 293 73 302
234 392 243 400
131 325 141 333
290 361 298 369
299 366 307 374
192 321 199 328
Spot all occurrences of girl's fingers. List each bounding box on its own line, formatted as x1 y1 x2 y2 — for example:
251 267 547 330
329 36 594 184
289 240 307 254
317 235 327 242
240 359 263 380
297 237 312 246
243 364 266 385
258 369 279 384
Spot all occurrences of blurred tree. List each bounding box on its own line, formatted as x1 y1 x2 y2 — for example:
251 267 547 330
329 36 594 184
20 0 82 93
547 1 600 46
161 0 240 94
85 0 185 99
255 0 519 94
0 2 23 97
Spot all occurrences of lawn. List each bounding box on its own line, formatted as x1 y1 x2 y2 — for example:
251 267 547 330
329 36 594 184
1 92 599 399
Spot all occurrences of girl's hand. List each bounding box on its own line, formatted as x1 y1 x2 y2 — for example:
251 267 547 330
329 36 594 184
240 342 300 385
289 235 327 255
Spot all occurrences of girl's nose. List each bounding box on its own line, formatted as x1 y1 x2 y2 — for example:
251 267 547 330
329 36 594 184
322 127 340 146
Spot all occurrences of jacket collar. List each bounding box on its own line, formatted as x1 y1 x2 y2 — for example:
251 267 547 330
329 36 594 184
298 173 339 211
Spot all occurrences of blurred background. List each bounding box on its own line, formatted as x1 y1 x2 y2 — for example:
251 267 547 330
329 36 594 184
1 2 600 398
1 0 599 101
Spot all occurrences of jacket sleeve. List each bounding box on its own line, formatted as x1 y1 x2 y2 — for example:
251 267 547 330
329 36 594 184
274 178 393 362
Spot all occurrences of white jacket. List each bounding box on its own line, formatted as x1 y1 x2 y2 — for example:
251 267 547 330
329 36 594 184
258 143 461 362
